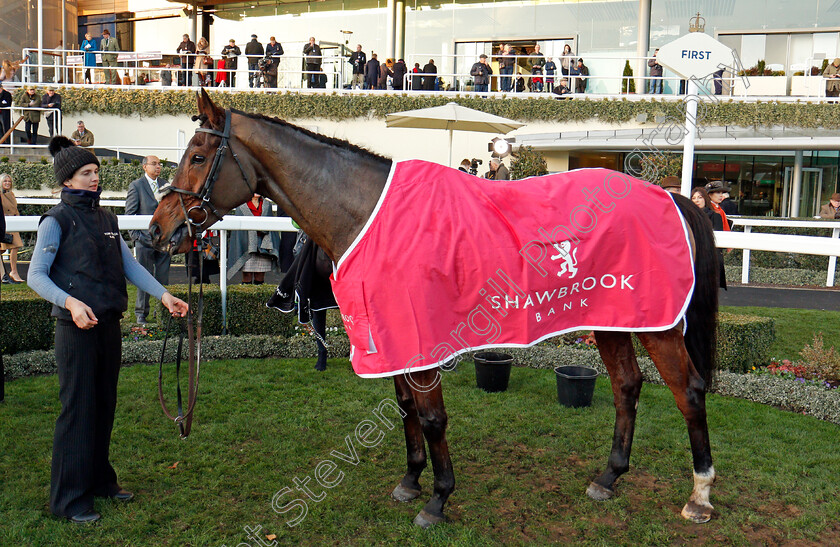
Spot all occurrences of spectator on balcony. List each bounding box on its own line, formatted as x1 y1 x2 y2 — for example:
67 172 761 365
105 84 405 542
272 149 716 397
823 58 840 97
245 34 264 88
571 58 589 93
498 44 514 92
348 44 366 89
552 77 572 98
364 53 380 90
422 59 437 91
264 37 284 88
470 54 492 93
648 49 663 94
560 44 573 76
81 33 97 84
529 45 545 92
221 39 241 88
195 37 212 87
215 59 227 87
71 120 94 148
544 57 557 90
100 30 120 86
176 34 196 86
303 37 322 89
410 62 422 90
0 82 12 135
819 193 840 219
18 86 41 145
392 58 407 91
160 58 175 86
41 86 62 138
378 58 393 90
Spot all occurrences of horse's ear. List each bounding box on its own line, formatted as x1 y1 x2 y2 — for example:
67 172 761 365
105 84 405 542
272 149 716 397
196 88 224 128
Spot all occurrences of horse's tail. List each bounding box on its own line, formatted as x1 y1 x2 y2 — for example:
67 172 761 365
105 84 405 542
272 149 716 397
673 194 719 388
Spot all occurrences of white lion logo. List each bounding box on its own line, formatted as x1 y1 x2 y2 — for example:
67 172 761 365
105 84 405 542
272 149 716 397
550 240 579 279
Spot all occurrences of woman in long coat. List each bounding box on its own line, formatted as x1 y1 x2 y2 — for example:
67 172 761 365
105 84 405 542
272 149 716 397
227 194 281 284
81 33 97 84
0 173 24 283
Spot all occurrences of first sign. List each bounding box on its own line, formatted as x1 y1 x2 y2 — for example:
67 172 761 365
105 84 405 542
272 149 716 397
656 32 735 79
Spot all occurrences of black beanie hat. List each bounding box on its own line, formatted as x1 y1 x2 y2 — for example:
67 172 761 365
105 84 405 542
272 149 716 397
48 136 99 185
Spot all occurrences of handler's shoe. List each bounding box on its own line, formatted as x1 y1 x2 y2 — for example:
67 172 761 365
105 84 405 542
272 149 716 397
110 488 134 502
68 510 101 524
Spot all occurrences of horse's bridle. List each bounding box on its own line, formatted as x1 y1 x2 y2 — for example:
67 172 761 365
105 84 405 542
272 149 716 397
161 109 254 232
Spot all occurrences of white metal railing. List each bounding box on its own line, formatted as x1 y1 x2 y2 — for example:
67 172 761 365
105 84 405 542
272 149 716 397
4 215 840 329
728 217 840 287
9 47 837 100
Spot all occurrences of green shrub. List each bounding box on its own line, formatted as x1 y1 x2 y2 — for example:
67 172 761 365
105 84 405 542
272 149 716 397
621 60 635 93
5 162 176 191
159 284 297 337
632 312 775 373
510 145 548 179
798 333 840 383
0 290 54 354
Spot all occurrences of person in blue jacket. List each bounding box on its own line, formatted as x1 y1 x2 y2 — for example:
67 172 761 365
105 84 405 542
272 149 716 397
81 33 97 84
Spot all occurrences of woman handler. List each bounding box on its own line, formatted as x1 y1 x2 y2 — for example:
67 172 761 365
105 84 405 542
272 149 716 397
28 137 188 524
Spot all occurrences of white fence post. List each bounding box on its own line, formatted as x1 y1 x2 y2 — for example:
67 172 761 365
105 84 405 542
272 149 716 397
220 229 228 333
741 225 751 284
827 227 839 287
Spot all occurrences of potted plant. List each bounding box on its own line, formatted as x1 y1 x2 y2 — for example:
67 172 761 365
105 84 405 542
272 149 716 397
621 60 635 94
734 60 787 96
791 60 829 97
473 352 513 392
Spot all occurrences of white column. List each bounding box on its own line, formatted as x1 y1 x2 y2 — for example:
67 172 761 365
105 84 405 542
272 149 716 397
220 229 228 332
395 0 406 61
636 0 651 94
790 151 803 217
386 0 396 60
680 79 699 196
37 0 44 83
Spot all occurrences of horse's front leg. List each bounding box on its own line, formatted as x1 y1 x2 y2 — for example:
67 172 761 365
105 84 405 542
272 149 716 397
391 375 426 502
638 329 715 524
311 309 328 371
406 369 454 528
587 331 643 501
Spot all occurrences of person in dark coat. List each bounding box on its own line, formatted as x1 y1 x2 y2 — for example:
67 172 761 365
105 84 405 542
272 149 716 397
244 34 264 88
571 58 589 93
302 37 322 89
392 58 407 90
41 86 62 138
221 39 241 88
0 82 12 136
348 44 366 89
364 53 380 90
470 54 493 93
264 37 284 88
648 49 663 94
176 34 196 86
691 187 727 289
422 59 437 91
378 58 393 90
411 62 422 90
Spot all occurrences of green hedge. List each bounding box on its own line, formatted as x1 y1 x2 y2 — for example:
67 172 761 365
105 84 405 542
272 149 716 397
15 87 840 128
631 312 774 373
0 159 176 191
0 290 54 354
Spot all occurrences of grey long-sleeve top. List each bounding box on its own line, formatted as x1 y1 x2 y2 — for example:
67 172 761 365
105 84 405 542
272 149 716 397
28 216 167 310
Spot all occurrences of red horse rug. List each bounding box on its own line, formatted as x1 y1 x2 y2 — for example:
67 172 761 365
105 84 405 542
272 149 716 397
330 160 695 378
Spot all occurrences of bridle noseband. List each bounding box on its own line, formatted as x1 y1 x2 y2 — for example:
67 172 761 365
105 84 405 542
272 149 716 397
160 109 254 234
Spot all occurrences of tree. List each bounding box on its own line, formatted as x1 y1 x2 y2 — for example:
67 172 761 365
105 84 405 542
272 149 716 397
510 146 548 179
621 60 635 93
638 150 682 184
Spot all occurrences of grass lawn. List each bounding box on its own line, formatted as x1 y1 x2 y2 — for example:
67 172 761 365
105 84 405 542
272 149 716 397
1 358 839 546
720 305 840 360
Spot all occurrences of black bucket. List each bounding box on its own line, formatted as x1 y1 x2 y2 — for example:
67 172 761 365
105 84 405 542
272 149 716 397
474 352 513 392
554 365 598 408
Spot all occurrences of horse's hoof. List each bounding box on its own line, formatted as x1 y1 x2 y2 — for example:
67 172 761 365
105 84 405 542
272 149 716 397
681 501 713 524
391 484 421 502
586 482 615 501
413 509 444 529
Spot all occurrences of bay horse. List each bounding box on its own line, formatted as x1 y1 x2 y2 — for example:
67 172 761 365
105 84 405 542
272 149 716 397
150 89 720 527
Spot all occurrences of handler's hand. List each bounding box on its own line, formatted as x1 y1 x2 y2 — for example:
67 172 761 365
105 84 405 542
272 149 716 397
162 292 189 317
65 296 98 330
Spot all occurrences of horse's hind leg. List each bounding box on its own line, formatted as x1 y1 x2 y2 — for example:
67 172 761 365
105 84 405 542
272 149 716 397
311 309 328 371
637 329 715 524
587 331 643 501
391 375 427 503
406 370 454 528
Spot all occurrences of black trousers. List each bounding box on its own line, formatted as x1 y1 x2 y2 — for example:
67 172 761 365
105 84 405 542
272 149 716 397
50 316 122 517
135 244 171 322
24 121 39 145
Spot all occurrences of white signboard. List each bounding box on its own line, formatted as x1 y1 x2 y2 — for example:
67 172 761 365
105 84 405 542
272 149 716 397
656 32 734 79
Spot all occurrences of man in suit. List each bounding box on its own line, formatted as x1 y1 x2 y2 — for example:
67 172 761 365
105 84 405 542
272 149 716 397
0 82 12 136
126 156 171 324
302 37 322 88
100 29 120 85
41 86 62 137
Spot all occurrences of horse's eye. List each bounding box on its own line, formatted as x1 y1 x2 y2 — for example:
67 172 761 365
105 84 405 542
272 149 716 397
191 154 206 165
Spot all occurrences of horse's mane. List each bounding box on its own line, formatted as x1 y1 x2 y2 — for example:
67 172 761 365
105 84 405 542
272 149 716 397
232 109 392 165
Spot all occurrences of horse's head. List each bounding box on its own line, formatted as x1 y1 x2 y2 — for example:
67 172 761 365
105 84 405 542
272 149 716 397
150 89 256 253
